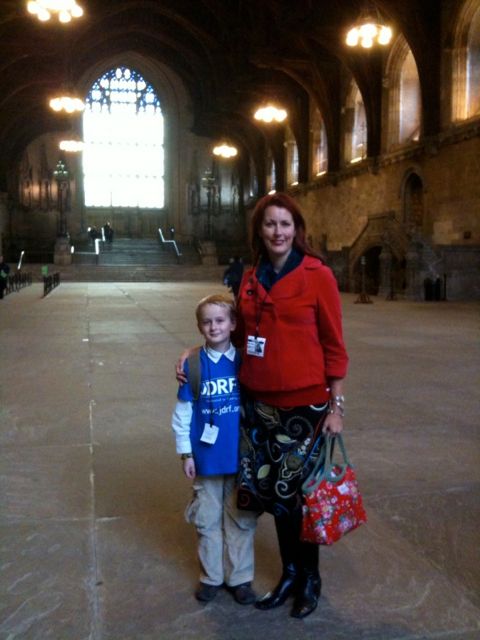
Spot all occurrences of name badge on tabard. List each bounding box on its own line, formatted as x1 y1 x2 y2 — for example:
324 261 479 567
200 423 219 445
247 335 266 358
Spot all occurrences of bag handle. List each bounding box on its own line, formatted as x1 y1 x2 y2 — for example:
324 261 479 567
302 433 352 495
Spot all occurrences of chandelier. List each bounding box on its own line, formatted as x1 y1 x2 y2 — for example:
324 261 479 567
345 3 392 49
49 95 85 113
346 22 392 48
27 1 84 23
254 105 288 123
53 159 69 181
213 143 238 158
59 139 84 152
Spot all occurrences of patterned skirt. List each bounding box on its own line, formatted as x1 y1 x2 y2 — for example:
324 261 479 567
237 395 329 517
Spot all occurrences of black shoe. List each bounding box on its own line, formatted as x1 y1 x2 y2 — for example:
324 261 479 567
229 582 257 605
255 565 298 610
195 583 221 602
290 573 321 619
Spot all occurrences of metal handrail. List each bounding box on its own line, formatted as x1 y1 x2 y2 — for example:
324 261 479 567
158 228 182 257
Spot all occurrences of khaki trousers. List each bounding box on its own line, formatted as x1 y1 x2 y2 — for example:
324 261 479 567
185 474 257 587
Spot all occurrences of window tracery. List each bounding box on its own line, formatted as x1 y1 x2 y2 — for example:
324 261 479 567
83 66 164 208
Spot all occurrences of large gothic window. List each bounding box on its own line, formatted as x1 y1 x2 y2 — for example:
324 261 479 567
83 66 164 208
399 51 421 142
266 149 276 193
310 107 328 177
344 82 367 163
466 9 480 117
384 36 421 148
452 1 480 121
285 125 299 186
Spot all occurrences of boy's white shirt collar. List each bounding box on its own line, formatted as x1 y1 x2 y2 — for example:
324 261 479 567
203 343 236 363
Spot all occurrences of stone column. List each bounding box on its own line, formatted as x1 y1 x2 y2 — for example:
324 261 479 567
378 245 392 298
405 244 422 300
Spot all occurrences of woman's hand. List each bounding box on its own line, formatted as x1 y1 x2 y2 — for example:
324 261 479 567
175 345 201 384
322 412 343 434
323 378 345 434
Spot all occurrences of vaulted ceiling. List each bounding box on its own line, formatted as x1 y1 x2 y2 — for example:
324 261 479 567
0 0 450 189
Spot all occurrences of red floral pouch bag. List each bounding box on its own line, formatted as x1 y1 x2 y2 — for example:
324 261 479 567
301 434 367 545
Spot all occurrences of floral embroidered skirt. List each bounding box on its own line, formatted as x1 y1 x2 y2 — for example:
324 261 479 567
237 395 329 517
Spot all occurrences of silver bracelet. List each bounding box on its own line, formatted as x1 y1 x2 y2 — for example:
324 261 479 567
329 395 345 417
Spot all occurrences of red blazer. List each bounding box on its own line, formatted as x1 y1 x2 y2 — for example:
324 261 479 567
236 255 348 407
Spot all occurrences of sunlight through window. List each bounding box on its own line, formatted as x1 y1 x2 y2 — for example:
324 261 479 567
83 67 164 208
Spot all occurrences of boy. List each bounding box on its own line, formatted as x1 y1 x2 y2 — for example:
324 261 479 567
171 294 257 604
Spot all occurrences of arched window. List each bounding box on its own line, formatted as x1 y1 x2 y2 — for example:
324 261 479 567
452 1 480 121
310 107 328 177
83 66 164 208
466 6 480 117
399 51 421 142
344 81 367 163
266 149 276 193
285 125 299 186
249 155 258 199
384 36 421 148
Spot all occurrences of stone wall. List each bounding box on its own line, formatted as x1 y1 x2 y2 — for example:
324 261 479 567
294 129 480 300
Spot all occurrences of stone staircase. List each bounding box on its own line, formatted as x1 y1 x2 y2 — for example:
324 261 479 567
22 237 225 282
73 237 201 267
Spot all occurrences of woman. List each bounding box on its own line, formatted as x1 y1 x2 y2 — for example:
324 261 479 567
234 192 348 619
177 192 348 618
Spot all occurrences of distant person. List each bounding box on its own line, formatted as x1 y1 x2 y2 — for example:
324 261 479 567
88 226 98 242
0 255 10 299
103 222 114 243
171 294 257 605
223 256 244 297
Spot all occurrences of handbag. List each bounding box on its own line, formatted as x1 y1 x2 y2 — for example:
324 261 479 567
300 433 367 545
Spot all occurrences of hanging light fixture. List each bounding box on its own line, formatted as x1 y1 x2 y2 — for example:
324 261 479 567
212 143 238 159
49 95 85 113
253 104 288 123
59 138 84 152
27 1 84 23
345 4 392 49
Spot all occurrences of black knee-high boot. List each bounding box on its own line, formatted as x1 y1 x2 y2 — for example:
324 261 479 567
290 541 321 618
255 515 300 610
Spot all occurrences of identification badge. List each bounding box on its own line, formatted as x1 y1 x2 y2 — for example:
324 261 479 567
247 335 266 357
200 423 219 445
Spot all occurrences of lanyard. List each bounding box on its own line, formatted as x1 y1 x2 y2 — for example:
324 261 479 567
253 281 270 338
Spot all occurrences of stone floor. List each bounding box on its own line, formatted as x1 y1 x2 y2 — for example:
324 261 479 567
0 281 479 640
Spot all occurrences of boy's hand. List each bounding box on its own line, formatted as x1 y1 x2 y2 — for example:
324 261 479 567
183 457 196 479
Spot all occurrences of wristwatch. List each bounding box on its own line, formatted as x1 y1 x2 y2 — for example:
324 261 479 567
180 452 193 460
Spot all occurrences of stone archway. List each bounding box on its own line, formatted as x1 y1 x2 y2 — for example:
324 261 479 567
348 211 410 297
